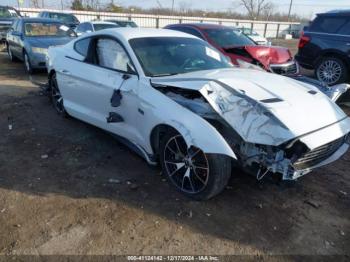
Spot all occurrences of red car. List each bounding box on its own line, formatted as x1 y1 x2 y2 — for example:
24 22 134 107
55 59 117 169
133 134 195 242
164 23 299 76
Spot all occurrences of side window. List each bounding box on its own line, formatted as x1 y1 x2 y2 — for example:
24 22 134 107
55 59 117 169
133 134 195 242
11 20 18 31
172 27 204 40
86 23 93 32
337 19 350 35
17 21 22 33
76 23 86 32
95 38 133 72
310 16 347 34
74 37 91 58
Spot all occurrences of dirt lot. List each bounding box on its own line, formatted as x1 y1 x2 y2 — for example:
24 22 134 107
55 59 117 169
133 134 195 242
0 42 349 257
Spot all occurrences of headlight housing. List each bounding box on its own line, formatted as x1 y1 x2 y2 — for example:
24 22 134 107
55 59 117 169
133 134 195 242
31 47 48 55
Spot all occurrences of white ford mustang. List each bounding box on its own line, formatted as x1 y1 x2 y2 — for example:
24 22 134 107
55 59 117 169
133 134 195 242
47 28 350 200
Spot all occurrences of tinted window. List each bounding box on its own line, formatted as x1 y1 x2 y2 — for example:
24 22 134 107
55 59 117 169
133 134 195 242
171 27 204 40
338 19 350 35
48 13 79 24
96 38 134 72
204 28 255 47
76 22 91 32
129 37 232 77
310 16 348 34
74 37 91 57
93 23 118 31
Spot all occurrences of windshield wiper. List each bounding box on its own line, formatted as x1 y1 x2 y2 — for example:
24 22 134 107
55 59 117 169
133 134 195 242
151 73 180 77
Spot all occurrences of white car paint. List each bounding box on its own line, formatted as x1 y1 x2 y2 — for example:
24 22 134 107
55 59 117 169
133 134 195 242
47 28 350 182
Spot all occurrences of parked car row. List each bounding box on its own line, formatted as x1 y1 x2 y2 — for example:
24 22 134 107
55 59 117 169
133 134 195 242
2 7 350 199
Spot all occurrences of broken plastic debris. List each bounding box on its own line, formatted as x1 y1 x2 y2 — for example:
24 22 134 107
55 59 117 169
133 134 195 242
108 178 121 184
41 154 48 159
8 124 12 130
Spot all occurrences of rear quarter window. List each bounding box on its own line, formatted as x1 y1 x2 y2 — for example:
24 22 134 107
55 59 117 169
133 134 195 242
310 16 348 34
74 37 91 58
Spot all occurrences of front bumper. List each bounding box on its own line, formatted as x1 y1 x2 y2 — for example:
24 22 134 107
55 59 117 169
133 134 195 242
29 52 47 69
288 141 349 180
269 60 299 76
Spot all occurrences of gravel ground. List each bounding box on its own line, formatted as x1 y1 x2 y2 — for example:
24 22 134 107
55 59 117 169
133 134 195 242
0 42 349 257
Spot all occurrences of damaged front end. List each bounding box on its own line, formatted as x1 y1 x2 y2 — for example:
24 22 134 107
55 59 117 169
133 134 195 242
151 75 350 181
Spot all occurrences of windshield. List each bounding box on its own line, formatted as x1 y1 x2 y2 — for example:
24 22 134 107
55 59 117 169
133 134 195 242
130 37 232 77
24 22 76 37
93 23 118 31
49 13 78 24
117 21 137 28
205 28 255 47
0 7 19 18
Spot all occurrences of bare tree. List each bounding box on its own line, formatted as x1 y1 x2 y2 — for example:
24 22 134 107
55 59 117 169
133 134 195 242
235 0 274 20
30 0 40 8
178 1 192 14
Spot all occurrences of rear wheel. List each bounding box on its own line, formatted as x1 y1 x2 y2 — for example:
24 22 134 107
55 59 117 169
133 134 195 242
7 43 17 62
160 130 232 200
315 57 348 85
50 72 67 117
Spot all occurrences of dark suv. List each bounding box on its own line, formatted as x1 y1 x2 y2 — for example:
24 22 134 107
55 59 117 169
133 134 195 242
0 6 21 42
296 10 350 85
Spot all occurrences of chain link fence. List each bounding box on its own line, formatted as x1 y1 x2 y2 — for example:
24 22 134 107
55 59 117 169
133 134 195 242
18 8 302 39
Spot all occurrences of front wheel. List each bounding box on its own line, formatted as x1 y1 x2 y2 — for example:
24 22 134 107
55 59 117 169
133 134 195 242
23 51 34 74
315 57 348 85
160 131 232 200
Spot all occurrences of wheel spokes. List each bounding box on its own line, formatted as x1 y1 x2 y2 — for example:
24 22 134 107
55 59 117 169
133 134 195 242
164 135 209 194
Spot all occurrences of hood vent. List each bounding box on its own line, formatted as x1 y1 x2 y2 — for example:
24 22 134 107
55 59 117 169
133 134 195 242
260 98 283 103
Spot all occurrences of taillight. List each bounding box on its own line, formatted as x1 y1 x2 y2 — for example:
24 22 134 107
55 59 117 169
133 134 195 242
298 32 310 49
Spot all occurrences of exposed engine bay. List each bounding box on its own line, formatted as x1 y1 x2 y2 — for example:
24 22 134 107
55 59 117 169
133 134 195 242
153 83 350 181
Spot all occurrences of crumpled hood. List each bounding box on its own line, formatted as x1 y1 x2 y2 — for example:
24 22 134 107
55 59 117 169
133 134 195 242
27 37 74 48
224 45 292 68
151 68 350 148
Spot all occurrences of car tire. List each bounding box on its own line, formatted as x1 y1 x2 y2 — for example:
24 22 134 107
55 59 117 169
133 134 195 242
315 57 348 86
23 51 34 74
160 130 232 200
7 43 18 62
49 72 68 117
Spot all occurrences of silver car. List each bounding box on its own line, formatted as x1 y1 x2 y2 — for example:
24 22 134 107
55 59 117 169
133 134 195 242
6 17 76 74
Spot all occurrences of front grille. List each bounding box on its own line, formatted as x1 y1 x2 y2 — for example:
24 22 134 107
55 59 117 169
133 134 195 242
271 62 298 75
293 136 346 170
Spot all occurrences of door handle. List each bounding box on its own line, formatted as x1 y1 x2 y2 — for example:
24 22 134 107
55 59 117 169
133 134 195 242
60 69 70 75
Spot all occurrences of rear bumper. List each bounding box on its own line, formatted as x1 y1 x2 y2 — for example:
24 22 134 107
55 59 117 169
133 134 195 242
295 54 314 69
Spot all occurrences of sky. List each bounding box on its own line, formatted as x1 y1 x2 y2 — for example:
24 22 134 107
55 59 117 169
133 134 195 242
3 0 350 19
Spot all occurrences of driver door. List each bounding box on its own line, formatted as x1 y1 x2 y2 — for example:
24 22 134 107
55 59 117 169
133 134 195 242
61 36 142 144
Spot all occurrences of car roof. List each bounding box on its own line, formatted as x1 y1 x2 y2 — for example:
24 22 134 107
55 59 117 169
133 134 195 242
91 21 116 25
41 11 75 15
166 23 229 30
318 9 350 16
94 28 198 40
17 17 62 23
